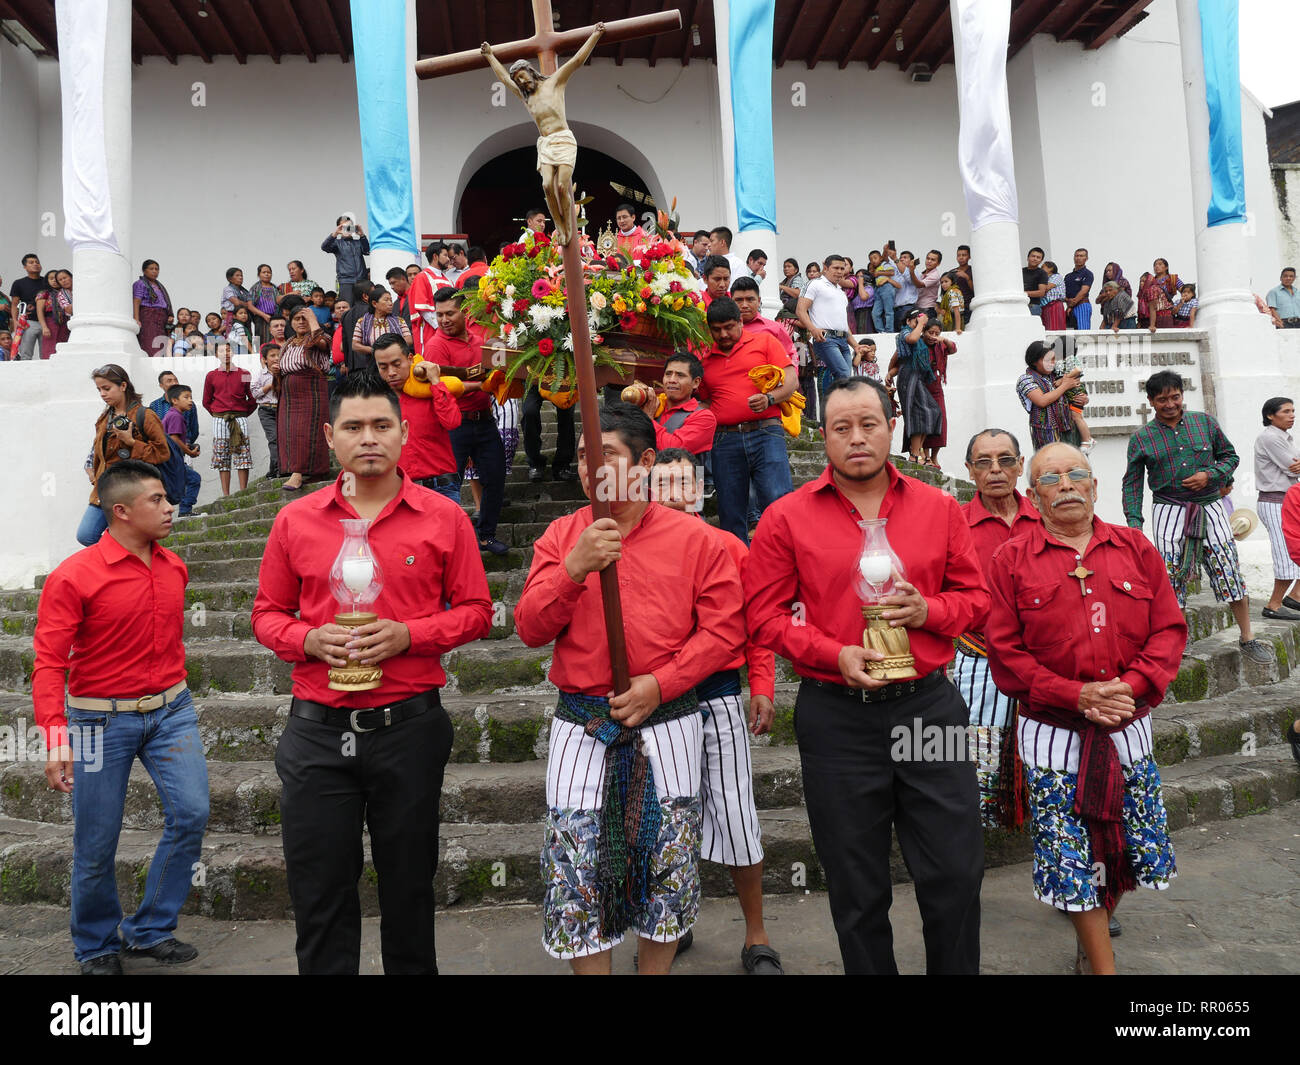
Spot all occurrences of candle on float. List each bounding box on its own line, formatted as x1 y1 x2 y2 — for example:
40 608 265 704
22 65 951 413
341 556 374 595
858 554 893 585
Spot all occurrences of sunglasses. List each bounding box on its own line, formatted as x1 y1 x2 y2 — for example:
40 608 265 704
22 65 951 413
1035 468 1092 486
971 456 1020 471
92 366 123 380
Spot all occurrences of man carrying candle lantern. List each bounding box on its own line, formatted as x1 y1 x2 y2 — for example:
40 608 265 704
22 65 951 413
986 443 1186 975
743 376 988 975
252 371 493 975
515 404 745 974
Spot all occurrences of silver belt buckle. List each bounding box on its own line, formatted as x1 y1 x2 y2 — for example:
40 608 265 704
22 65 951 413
349 707 392 733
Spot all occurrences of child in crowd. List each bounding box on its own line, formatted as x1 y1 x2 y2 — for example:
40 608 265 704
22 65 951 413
870 248 898 333
221 266 251 335
852 338 881 380
938 272 965 333
1040 260 1068 330
805 262 821 282
203 339 256 496
204 312 223 341
171 308 191 343
309 286 332 327
0 331 11 356
162 383 203 516
850 269 875 333
1173 283 1198 327
251 343 281 479
228 306 253 354
1058 350 1095 453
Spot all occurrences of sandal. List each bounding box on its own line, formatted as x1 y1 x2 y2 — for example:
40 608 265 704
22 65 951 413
741 943 784 975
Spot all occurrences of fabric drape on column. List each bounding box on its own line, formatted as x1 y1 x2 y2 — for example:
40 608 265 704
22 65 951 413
55 1 119 253
1198 0 1246 227
351 0 418 252
952 0 1018 231
728 0 777 233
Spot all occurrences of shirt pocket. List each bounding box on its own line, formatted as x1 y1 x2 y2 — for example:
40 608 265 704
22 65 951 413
1109 574 1154 648
1014 581 1070 653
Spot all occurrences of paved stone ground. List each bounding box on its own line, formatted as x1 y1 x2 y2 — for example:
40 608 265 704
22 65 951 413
3 801 1296 975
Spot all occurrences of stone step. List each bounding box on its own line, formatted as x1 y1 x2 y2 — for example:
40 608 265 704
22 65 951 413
1174 614 1300 702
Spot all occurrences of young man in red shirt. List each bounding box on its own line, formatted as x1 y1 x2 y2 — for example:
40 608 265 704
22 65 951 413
423 286 509 554
407 241 451 356
252 371 492 974
373 331 463 503
515 404 744 974
744 377 988 974
699 255 731 309
731 276 796 363
651 448 782 974
202 338 256 496
35 460 209 974
700 296 797 543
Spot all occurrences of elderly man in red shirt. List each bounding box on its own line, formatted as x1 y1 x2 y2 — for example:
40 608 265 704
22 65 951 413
373 331 463 503
986 442 1186 975
515 404 744 975
744 376 988 974
252 371 492 975
702 296 798 544
954 428 1041 831
34 460 209 974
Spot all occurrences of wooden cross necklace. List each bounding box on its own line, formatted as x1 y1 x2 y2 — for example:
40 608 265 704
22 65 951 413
1069 563 1093 595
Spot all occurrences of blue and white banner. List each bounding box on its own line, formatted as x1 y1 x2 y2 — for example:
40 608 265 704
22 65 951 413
351 0 417 253
56 0 119 254
1199 0 1246 227
952 0 1019 231
728 0 777 233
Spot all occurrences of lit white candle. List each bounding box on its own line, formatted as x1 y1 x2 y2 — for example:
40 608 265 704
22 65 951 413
858 555 893 584
341 557 374 595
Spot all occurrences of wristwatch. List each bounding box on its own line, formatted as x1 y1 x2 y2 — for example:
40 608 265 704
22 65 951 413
765 394 775 409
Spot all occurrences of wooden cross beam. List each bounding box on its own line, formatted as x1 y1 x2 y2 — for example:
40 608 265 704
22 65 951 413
416 1 683 695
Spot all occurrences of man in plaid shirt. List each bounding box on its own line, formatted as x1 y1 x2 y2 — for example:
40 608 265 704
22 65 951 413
1123 370 1273 663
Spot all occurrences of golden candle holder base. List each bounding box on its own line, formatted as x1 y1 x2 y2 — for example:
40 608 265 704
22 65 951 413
327 611 383 692
861 604 920 681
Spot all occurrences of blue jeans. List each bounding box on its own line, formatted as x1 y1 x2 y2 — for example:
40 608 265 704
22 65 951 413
181 467 201 513
813 334 853 398
712 421 794 544
67 689 209 962
871 285 895 333
76 505 107 547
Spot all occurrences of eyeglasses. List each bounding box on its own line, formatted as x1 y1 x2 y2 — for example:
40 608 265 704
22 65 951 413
1035 468 1092 486
971 456 1020 471
92 366 122 380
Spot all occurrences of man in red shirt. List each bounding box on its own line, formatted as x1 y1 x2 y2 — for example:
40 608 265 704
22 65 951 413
407 241 451 356
701 296 797 543
252 371 492 974
651 448 782 974
373 331 462 503
35 460 209 974
699 255 731 309
953 428 1041 832
454 246 489 290
744 377 988 974
515 404 744 974
731 276 796 364
627 352 717 457
423 286 509 554
202 339 256 496
986 442 1186 975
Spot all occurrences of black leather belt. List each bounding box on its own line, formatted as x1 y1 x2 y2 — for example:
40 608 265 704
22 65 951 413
806 670 943 704
289 689 441 733
717 418 780 433
460 409 492 421
820 328 849 338
415 474 458 489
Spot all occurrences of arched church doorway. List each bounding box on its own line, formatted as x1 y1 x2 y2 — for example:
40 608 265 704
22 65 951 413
455 131 660 257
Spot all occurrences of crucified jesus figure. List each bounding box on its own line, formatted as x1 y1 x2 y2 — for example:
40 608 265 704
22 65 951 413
481 22 605 248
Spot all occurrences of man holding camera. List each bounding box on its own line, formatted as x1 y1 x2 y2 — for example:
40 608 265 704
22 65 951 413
321 215 370 305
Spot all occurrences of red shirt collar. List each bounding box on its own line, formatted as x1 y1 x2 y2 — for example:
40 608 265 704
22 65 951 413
707 330 763 360
95 532 167 567
809 459 907 499
311 469 434 522
966 489 1040 528
1028 516 1116 555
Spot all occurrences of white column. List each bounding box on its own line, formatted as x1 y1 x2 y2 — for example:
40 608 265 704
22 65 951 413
369 0 422 283
56 0 138 362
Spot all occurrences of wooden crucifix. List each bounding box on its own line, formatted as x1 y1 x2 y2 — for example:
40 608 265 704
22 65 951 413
416 2 683 694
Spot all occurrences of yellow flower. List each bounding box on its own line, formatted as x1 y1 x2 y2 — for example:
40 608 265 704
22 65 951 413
613 297 627 313
636 301 647 313
672 297 684 310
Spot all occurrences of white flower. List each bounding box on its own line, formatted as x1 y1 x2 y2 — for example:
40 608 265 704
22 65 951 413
505 284 516 298
508 325 527 347
563 333 574 352
500 301 515 320
528 304 564 331
649 274 673 297
589 291 608 311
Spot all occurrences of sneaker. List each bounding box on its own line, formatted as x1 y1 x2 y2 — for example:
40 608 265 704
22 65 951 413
553 465 578 483
1239 638 1276 664
478 537 510 556
121 937 198 964
80 953 123 975
528 467 545 484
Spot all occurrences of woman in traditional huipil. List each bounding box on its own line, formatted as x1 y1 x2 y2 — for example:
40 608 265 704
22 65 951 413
277 306 333 491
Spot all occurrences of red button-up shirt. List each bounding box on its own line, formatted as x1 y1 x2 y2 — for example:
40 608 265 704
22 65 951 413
961 489 1041 587
424 321 491 413
397 383 461 478
203 366 256 416
985 519 1187 724
707 523 775 700
745 463 989 684
653 396 717 456
252 471 492 706
699 331 795 428
514 503 745 701
743 314 796 362
32 534 189 743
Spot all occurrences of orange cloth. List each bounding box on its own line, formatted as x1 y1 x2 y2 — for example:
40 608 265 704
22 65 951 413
747 363 805 437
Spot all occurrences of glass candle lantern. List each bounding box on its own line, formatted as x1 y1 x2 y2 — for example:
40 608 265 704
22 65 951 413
854 518 919 681
326 518 385 692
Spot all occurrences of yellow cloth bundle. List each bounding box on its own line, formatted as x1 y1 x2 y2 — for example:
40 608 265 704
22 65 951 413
402 355 465 399
747 363 805 437
540 383 579 409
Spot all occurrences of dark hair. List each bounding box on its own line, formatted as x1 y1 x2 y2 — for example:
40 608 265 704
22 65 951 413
598 402 656 460
1024 339 1055 369
310 286 325 296
425 241 441 263
1144 370 1185 399
225 266 242 281
372 331 411 357
706 296 742 326
157 370 175 384
98 459 166 518
385 266 407 281
730 276 760 296
1028 246 1045 257
257 263 272 275
709 226 733 247
957 244 971 254
1283 266 1297 276
783 257 799 271
654 447 696 466
288 260 308 278
823 376 893 420
900 250 915 260
747 248 767 262
22 252 38 263
166 383 192 403
329 368 402 423
805 262 820 274
1043 261 1058 274
1180 282 1196 294
91 363 142 408
467 246 487 264
692 229 709 242
525 206 547 219
616 202 637 218
928 249 943 263
449 243 465 256
433 286 462 306
336 215 350 225
369 285 390 304
141 259 158 273
700 255 731 279
965 428 1022 464
664 351 704 380
353 279 375 302
823 254 846 267
1262 397 1293 426
1075 248 1089 257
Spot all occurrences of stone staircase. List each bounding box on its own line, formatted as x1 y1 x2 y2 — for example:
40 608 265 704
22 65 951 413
0 411 1296 921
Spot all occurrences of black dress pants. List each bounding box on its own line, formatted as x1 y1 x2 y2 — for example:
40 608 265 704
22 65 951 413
795 676 984 974
449 416 506 539
275 699 455 975
522 384 576 473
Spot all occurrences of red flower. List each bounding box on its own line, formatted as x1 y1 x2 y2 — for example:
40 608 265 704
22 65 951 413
651 296 662 305
619 312 637 328
533 232 551 246
639 285 653 299
538 338 554 355
644 272 654 283
668 281 683 293
606 255 620 269
638 258 651 271
513 298 531 315
528 245 541 258
532 278 553 298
